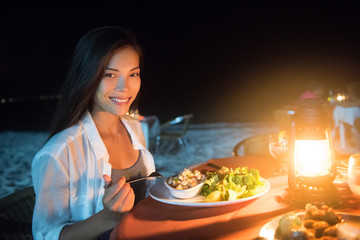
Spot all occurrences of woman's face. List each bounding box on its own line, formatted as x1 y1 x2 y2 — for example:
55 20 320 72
93 46 141 116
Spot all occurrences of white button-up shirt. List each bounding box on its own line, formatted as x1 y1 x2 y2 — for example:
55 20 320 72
31 111 155 240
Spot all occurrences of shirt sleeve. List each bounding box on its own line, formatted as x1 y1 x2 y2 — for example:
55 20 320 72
32 150 71 240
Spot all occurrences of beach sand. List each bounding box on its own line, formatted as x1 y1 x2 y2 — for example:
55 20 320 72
0 122 278 198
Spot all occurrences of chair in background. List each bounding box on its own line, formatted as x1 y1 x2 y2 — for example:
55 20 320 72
232 134 273 159
155 113 194 157
0 186 35 240
140 116 161 150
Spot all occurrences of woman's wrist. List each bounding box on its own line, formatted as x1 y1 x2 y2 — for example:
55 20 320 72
98 209 126 228
59 210 124 240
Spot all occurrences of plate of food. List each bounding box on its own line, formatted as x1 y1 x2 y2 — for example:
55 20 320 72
259 203 360 239
149 166 270 207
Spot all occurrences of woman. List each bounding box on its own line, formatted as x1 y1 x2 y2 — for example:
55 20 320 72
31 26 155 239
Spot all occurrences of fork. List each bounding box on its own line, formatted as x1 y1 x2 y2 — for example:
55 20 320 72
126 172 164 184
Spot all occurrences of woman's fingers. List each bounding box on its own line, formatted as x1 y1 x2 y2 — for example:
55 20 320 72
109 185 135 212
102 175 135 213
108 183 131 207
103 174 112 189
103 176 126 202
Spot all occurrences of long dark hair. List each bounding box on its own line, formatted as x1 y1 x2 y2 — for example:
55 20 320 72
49 26 143 138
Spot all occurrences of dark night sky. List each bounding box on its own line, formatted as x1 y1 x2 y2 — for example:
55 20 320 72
1 1 360 130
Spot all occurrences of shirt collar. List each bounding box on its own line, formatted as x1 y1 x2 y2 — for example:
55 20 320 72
120 115 146 150
81 111 109 160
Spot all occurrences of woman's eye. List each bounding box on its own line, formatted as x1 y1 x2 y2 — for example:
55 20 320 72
103 73 116 78
130 72 140 77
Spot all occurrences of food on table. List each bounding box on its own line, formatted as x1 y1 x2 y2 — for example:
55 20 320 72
275 203 345 239
304 204 342 226
337 221 360 240
277 213 302 235
201 166 264 202
227 189 237 201
166 168 206 190
205 190 223 202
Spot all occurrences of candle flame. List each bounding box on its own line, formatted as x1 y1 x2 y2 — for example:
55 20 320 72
295 139 332 176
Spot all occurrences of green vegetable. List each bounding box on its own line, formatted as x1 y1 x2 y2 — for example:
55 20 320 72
200 166 265 201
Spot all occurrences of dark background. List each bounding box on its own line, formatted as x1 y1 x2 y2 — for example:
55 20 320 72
1 1 360 130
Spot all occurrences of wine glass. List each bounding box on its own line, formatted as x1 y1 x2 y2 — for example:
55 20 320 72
348 153 360 199
269 133 289 175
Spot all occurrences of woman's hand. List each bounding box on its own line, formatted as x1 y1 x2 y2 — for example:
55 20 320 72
102 175 135 220
59 176 134 239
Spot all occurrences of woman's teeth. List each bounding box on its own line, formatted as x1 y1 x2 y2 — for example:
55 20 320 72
110 97 129 103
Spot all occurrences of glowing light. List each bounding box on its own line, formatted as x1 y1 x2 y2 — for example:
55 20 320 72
259 227 275 240
287 110 295 115
295 139 332 176
336 94 345 101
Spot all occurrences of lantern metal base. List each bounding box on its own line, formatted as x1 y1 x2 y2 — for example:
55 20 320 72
289 184 341 208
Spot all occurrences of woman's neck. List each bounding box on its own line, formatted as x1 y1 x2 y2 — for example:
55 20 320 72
91 111 123 137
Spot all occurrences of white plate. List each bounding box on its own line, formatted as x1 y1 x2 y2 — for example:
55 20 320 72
149 177 270 207
259 212 360 240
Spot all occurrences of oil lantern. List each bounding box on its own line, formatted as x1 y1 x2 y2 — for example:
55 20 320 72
288 100 340 207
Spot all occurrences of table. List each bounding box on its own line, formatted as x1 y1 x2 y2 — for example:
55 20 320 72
110 156 360 240
333 105 360 149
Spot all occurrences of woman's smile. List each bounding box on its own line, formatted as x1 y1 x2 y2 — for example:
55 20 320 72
109 97 131 105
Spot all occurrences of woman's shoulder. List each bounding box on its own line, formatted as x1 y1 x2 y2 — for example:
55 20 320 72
121 115 141 129
34 123 84 159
